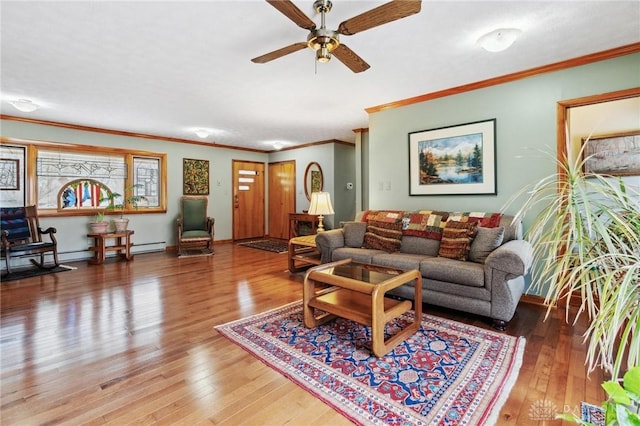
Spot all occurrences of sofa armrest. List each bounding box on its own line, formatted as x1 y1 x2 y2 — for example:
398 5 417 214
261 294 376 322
314 229 345 263
485 239 533 277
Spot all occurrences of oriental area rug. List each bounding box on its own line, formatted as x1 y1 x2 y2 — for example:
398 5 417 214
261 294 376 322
215 301 525 425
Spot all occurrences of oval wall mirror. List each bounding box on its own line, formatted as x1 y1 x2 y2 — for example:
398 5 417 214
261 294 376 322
304 162 323 201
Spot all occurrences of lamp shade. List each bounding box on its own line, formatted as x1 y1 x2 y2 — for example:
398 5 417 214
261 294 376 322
308 192 334 216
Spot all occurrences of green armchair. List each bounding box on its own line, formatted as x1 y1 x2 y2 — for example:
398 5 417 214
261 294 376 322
177 196 215 256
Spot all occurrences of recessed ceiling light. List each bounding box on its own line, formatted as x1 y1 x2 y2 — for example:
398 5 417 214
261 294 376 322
477 28 522 52
9 98 40 112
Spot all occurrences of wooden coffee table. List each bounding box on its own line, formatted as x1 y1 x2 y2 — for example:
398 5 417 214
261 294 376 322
303 258 422 357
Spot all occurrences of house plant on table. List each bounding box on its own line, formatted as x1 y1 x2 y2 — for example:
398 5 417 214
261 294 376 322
88 211 109 234
505 140 639 423
100 184 147 232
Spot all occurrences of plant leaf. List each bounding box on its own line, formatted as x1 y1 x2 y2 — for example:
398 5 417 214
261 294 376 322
603 381 632 405
624 366 640 399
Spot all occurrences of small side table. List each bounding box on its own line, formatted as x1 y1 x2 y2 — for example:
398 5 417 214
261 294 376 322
87 230 134 265
288 234 321 273
289 213 319 239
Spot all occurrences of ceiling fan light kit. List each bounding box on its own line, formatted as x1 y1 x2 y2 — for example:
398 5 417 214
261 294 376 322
253 0 421 73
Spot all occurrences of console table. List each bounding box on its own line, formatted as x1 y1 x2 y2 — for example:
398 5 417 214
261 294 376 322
87 230 134 265
289 213 319 239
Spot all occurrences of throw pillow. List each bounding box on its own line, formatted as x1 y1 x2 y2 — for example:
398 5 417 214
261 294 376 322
438 220 478 261
362 220 403 253
343 221 368 248
469 226 505 263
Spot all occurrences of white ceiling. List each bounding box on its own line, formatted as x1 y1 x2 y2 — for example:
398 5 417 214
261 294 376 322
1 1 639 152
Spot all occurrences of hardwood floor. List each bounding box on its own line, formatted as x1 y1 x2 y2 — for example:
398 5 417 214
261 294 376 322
0 243 605 425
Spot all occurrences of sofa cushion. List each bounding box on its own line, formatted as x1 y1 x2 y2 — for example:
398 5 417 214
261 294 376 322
343 221 367 248
363 220 403 253
400 236 440 256
420 257 485 288
437 220 478 260
332 247 385 264
469 226 505 263
370 252 430 271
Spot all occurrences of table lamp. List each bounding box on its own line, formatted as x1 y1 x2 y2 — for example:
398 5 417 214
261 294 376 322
307 192 334 233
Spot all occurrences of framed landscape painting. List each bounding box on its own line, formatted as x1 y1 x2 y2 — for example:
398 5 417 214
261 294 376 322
583 130 640 176
408 119 496 196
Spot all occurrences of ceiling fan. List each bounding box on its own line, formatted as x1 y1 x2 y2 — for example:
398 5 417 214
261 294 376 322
251 0 422 73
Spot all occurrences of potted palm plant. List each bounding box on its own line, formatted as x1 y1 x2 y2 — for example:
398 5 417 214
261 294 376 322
100 184 147 232
505 138 639 421
88 211 109 233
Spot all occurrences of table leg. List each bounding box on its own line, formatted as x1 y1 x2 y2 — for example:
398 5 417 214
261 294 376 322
371 272 422 357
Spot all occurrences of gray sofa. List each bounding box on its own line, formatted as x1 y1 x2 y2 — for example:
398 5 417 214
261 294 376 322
314 210 533 330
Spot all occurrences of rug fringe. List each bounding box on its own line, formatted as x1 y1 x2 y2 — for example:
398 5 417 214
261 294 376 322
482 336 526 426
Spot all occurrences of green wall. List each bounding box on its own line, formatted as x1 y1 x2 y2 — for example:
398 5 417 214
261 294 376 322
367 53 639 294
368 53 640 221
0 119 267 261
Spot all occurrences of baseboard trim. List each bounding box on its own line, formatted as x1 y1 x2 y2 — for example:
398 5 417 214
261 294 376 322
520 294 550 307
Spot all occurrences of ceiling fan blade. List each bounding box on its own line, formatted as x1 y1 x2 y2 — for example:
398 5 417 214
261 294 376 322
332 44 370 73
266 0 316 30
337 0 421 36
251 42 308 64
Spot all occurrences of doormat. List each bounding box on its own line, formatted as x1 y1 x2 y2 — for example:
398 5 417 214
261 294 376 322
215 301 525 425
237 239 288 254
2 264 76 282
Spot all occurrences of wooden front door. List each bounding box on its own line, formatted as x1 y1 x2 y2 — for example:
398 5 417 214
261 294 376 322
232 160 265 241
268 161 296 240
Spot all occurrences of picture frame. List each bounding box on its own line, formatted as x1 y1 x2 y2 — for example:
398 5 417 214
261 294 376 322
0 159 20 190
408 119 497 196
183 158 210 195
582 130 640 176
303 162 323 200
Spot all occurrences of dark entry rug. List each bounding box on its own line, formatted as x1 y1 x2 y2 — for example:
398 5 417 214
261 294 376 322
237 239 288 254
2 265 76 282
178 248 214 258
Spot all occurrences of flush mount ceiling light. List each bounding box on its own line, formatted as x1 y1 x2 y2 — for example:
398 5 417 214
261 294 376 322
477 28 522 52
9 98 40 112
193 128 211 138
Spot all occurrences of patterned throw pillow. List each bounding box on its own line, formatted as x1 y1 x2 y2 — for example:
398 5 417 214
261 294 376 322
362 220 403 253
438 220 478 261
